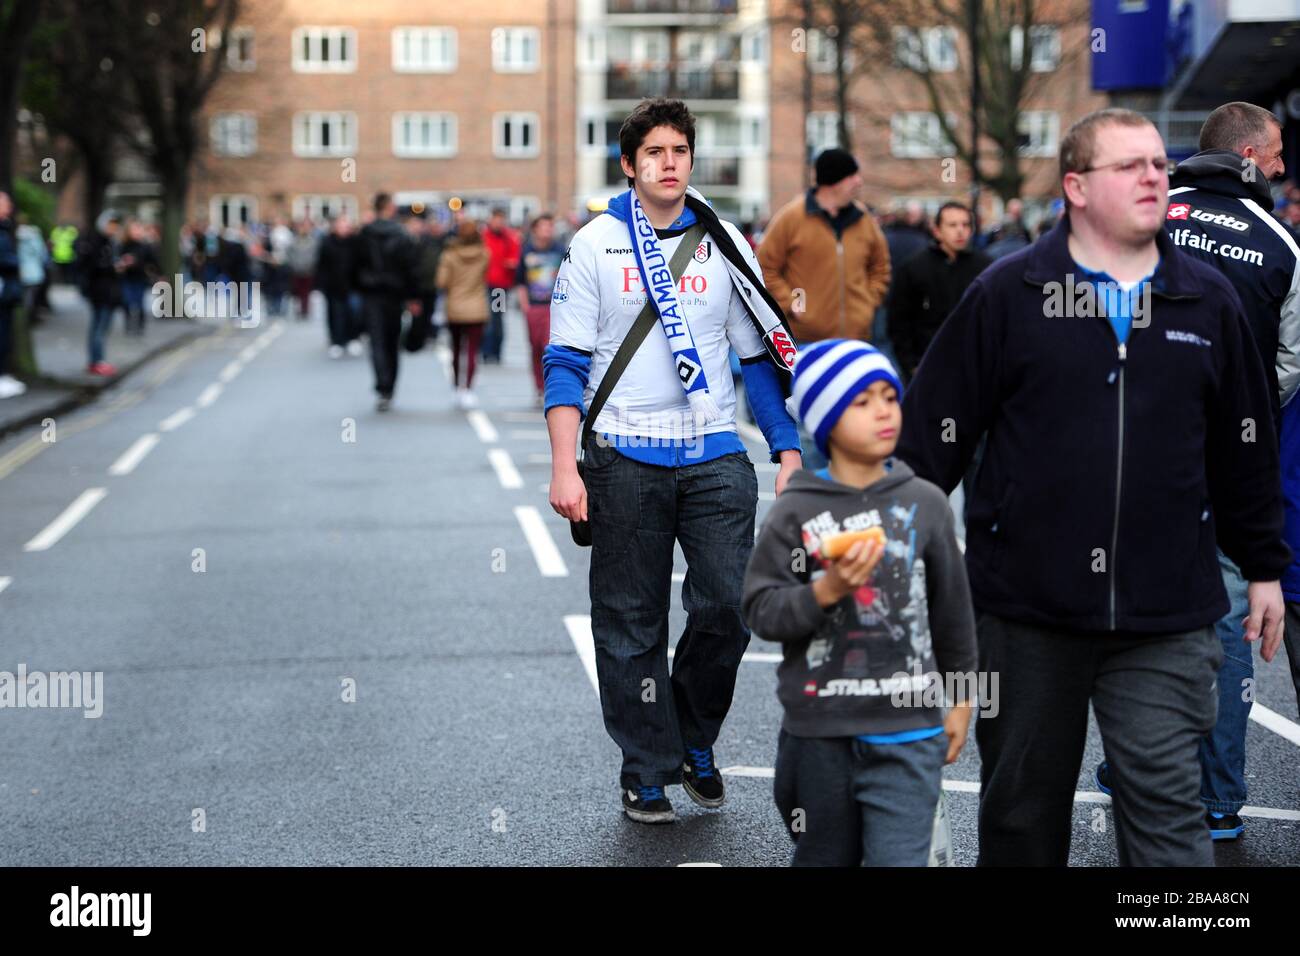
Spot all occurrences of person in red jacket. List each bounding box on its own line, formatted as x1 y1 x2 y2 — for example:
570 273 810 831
480 207 520 364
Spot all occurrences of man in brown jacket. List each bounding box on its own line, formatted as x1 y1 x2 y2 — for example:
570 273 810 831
758 148 891 345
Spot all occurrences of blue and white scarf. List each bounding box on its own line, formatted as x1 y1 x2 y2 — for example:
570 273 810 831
627 191 724 425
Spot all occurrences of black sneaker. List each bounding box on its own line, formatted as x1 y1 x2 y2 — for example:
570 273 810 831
622 785 675 824
1207 811 1245 841
1095 760 1112 796
682 747 725 808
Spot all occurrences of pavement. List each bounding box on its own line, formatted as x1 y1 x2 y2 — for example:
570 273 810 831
0 305 1297 866
0 285 208 440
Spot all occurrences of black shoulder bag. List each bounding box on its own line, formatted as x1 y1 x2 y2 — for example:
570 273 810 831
570 223 705 546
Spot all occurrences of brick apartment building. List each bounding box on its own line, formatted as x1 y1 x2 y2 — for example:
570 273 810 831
767 0 1106 228
194 0 577 229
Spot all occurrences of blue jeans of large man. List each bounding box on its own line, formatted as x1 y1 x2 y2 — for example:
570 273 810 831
1199 549 1252 815
584 436 757 790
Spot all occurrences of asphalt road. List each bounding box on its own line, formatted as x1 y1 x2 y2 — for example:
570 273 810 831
0 311 1297 866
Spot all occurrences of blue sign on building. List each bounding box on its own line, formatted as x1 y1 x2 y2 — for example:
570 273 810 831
1091 0 1171 91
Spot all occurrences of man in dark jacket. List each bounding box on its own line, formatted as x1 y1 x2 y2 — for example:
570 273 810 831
315 215 360 358
1103 100 1299 842
897 108 1289 866
352 192 422 410
888 202 991 382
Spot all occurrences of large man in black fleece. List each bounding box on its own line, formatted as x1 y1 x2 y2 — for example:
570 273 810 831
896 108 1290 866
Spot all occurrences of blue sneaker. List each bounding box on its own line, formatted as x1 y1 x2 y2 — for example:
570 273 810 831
1094 760 1112 796
1207 811 1245 841
622 785 675 824
683 747 725 808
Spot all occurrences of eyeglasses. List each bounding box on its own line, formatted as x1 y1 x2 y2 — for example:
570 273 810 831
1078 156 1171 176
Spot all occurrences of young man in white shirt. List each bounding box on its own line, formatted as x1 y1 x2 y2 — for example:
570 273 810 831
544 98 803 823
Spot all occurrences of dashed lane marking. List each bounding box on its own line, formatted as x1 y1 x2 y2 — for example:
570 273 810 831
23 488 108 552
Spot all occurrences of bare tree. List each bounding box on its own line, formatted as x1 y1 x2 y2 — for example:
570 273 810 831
804 0 1089 202
0 0 45 196
104 0 241 279
22 0 135 229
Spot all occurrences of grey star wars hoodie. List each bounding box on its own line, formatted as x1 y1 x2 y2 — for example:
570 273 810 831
742 461 978 738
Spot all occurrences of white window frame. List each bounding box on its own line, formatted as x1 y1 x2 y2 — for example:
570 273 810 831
392 111 457 158
808 28 837 74
292 27 357 73
223 27 255 71
210 112 257 157
1010 25 1060 72
578 28 605 69
510 195 541 225
391 27 457 73
1017 110 1059 157
741 25 768 66
742 114 766 155
927 26 958 72
292 195 359 223
892 27 926 70
492 26 540 73
806 111 843 155
493 112 540 158
579 114 605 156
890 112 956 159
209 194 257 229
293 111 357 157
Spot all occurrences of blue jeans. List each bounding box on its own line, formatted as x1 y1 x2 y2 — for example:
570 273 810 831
88 303 115 365
1199 549 1252 815
481 286 508 360
584 438 757 789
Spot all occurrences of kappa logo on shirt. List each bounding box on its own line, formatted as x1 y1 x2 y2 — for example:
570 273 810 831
1167 203 1191 220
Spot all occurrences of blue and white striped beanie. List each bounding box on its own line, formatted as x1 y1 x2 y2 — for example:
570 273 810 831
791 340 903 459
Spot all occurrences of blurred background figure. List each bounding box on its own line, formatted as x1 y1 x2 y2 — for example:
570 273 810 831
50 221 80 288
514 212 564 408
287 219 319 321
266 217 293 317
0 191 25 398
353 192 422 412
316 214 362 359
16 210 50 329
119 218 158 336
981 197 1031 259
480 206 519 365
437 218 490 409
79 209 127 376
411 214 447 350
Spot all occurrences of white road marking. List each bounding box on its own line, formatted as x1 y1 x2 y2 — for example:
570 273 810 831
0 576 10 595
719 768 1300 821
196 383 223 408
158 407 196 432
489 448 523 489
514 505 568 577
1249 701 1300 748
467 410 499 444
107 433 161 476
23 488 108 552
565 614 599 694
218 360 243 382
239 345 258 362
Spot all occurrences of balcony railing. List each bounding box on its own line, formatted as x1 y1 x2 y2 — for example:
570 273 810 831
606 0 738 14
605 64 739 100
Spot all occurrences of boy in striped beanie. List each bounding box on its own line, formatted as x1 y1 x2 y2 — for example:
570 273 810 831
742 339 978 865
